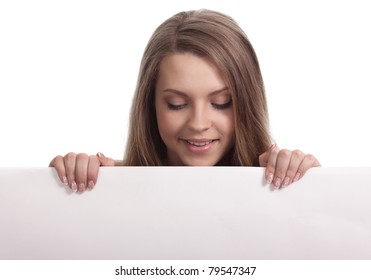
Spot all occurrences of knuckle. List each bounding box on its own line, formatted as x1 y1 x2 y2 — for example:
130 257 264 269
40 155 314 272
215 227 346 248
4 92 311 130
89 155 101 167
76 153 89 161
271 147 279 157
89 155 99 162
266 160 276 170
266 166 275 176
305 153 316 163
258 154 266 166
274 165 286 178
87 172 98 183
50 155 63 166
278 149 291 160
54 155 63 161
275 169 286 179
75 175 84 183
292 149 303 158
75 171 87 184
285 168 296 178
65 152 76 160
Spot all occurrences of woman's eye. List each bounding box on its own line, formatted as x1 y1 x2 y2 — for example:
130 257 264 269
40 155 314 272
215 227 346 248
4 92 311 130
167 103 187 110
212 100 232 110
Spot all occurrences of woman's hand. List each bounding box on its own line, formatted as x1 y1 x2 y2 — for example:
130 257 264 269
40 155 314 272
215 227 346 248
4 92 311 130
259 144 320 188
49 152 116 193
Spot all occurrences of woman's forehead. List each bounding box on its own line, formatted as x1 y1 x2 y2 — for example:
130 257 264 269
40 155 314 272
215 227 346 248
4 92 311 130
159 53 224 83
157 53 227 90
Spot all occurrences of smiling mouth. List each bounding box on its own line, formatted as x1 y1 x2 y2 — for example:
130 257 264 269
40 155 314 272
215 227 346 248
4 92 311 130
181 138 218 154
186 140 213 146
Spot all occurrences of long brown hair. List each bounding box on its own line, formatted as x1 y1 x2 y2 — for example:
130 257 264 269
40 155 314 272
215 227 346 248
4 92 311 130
124 9 272 166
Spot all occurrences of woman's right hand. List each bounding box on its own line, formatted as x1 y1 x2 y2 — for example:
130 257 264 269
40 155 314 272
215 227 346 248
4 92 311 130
49 152 116 193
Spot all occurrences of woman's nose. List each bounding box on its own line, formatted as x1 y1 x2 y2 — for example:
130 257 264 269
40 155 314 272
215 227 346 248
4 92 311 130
188 105 212 132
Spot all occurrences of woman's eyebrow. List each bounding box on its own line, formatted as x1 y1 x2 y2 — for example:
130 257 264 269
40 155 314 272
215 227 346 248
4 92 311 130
162 87 229 96
161 89 188 97
208 87 229 96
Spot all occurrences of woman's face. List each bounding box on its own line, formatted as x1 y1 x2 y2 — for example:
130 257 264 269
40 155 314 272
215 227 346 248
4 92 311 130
155 53 235 166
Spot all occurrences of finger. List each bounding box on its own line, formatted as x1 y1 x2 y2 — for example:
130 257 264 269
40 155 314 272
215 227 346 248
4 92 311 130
258 144 276 167
283 149 306 187
97 152 115 166
49 156 68 186
273 149 291 188
264 145 279 184
295 154 321 182
75 153 89 192
87 155 101 190
64 152 78 192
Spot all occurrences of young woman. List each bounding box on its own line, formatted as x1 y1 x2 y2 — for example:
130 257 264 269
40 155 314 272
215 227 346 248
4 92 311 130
50 9 320 192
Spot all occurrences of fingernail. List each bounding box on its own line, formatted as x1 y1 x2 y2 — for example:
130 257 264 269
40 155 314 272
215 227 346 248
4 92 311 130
282 176 290 188
97 152 104 158
266 173 274 184
79 183 85 192
88 180 95 190
274 177 281 188
62 176 68 186
71 181 78 192
293 172 301 182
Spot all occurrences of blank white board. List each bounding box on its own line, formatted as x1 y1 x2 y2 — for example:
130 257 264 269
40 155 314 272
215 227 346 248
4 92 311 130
0 167 370 259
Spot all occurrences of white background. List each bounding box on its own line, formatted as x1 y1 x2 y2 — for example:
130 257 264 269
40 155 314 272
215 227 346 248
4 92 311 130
1 0 370 167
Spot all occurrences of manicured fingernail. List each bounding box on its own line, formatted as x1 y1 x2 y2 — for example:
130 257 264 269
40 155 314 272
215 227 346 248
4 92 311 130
293 172 301 182
79 183 85 192
274 177 281 188
71 181 78 192
62 176 68 186
282 176 290 188
88 180 95 190
266 173 274 184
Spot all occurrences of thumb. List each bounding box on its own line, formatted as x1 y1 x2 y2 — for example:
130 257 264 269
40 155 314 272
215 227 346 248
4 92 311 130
97 152 115 166
258 144 276 167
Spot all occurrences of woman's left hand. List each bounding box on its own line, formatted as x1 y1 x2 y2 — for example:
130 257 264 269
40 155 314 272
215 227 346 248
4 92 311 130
259 144 321 188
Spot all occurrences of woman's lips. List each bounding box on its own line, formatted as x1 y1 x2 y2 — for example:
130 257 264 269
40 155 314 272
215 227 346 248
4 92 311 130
186 139 213 146
181 138 218 153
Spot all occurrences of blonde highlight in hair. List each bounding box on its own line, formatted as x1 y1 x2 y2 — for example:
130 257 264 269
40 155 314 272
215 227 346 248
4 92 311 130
124 9 271 166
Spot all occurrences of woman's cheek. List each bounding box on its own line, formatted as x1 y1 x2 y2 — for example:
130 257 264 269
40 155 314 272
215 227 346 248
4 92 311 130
157 110 183 140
